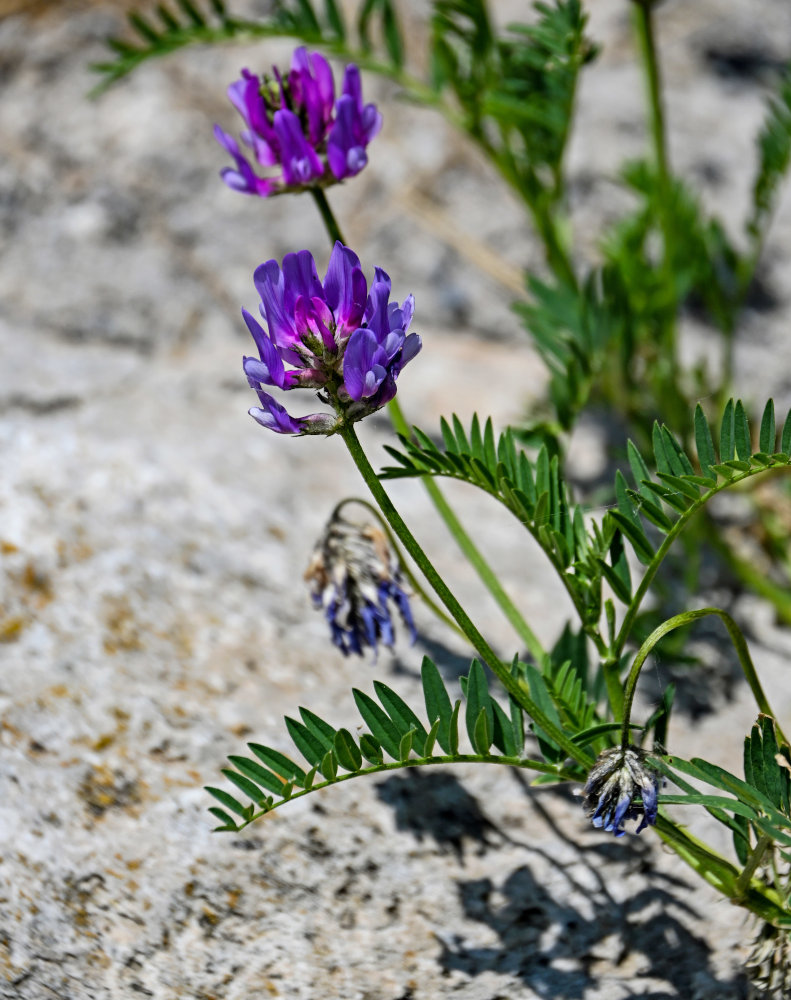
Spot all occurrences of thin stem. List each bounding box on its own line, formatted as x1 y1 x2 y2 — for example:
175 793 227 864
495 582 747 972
388 398 546 662
633 0 669 184
309 187 345 245
734 834 773 901
339 422 592 766
620 607 787 747
633 0 687 425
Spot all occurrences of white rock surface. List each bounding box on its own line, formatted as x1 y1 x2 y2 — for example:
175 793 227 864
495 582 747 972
2 1 791 997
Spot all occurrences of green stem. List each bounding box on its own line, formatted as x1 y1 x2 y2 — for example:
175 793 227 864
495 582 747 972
339 422 591 766
633 0 669 185
620 607 786 747
309 187 345 245
734 834 773 901
633 0 686 425
388 398 546 662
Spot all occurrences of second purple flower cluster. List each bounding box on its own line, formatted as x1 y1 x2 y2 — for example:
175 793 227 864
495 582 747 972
215 47 382 197
243 242 421 434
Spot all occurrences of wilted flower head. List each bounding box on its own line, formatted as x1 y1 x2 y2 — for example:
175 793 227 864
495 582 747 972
582 745 660 837
215 47 382 197
243 242 421 434
305 506 417 657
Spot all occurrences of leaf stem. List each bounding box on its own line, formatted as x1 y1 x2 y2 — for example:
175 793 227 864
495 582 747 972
620 607 786 746
221 752 581 830
734 834 773 901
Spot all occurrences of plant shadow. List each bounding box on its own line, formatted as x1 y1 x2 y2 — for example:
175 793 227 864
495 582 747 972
377 770 749 999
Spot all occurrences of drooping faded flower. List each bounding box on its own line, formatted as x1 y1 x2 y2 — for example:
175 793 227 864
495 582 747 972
582 745 661 837
243 242 421 434
214 47 382 197
305 507 417 657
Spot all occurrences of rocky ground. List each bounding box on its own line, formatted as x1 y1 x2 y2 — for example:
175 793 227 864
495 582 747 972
3 1 791 997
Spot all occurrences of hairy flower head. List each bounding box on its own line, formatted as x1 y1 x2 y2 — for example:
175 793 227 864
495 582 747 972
215 48 382 197
305 507 416 657
582 745 661 838
243 242 420 434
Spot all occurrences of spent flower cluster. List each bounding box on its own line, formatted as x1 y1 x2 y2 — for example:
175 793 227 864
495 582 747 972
305 505 416 657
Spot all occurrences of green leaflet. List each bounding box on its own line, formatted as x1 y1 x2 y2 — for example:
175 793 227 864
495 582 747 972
208 654 573 831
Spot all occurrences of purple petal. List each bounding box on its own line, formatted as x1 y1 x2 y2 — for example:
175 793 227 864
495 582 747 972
399 332 422 367
281 249 323 310
241 309 287 389
343 328 387 400
323 242 366 333
248 390 303 434
364 271 392 341
273 109 324 186
254 259 299 349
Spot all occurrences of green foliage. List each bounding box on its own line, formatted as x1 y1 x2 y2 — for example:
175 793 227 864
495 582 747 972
431 1 596 200
662 727 791 868
513 268 627 433
206 655 580 832
607 399 791 588
381 412 617 626
91 0 407 93
750 68 791 243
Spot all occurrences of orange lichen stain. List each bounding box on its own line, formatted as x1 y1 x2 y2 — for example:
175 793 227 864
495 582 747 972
226 888 242 910
86 951 112 970
0 540 19 554
77 764 142 818
0 616 25 642
19 562 53 604
91 707 130 752
102 596 143 653
1 720 24 742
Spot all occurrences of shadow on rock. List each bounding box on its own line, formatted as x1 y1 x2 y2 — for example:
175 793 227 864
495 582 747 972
377 769 748 999
375 770 500 863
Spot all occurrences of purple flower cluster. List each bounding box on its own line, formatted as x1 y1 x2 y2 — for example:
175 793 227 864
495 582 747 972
243 242 421 434
215 48 382 197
